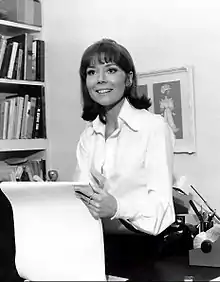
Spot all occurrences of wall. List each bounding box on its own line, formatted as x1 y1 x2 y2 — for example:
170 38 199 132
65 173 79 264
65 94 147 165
42 0 220 212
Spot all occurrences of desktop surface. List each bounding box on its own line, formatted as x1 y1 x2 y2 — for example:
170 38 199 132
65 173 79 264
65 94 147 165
154 255 220 281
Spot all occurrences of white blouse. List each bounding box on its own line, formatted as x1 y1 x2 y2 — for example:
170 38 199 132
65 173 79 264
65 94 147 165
74 99 176 235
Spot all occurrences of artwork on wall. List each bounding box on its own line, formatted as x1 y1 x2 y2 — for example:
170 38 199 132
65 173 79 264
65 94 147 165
137 66 196 153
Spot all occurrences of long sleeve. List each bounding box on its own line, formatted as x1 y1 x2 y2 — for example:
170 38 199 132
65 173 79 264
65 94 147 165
73 126 93 183
113 119 176 235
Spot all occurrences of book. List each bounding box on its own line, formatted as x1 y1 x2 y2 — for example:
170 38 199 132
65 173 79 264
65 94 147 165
0 101 4 139
15 96 24 139
15 47 24 80
23 99 31 138
12 43 22 80
12 96 19 139
2 100 9 139
39 88 46 138
7 41 19 79
32 40 37 81
40 159 46 180
32 96 41 138
35 39 45 82
0 36 7 72
20 94 29 138
7 97 16 139
0 42 13 78
7 33 34 80
26 96 37 139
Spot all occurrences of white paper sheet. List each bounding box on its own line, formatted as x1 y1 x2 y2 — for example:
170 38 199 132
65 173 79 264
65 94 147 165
1 181 106 281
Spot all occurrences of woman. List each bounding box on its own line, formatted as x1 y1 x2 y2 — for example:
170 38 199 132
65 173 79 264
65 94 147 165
74 38 175 280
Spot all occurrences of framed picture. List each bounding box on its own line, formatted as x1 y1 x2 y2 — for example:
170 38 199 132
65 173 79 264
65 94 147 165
137 66 196 153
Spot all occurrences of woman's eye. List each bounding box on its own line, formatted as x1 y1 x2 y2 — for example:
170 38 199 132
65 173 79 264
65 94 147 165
87 69 95 76
107 67 118 74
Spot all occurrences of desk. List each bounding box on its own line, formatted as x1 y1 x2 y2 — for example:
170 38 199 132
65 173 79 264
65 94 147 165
103 231 220 281
1 187 220 282
154 255 220 281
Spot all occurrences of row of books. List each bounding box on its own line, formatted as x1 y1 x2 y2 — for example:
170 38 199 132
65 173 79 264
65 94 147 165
0 33 45 81
0 93 45 140
0 159 46 182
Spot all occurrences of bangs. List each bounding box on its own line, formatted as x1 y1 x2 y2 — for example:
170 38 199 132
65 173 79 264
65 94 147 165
80 42 121 78
89 49 120 67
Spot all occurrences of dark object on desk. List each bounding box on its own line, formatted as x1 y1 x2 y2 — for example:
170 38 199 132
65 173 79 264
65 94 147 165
190 184 220 222
201 239 212 253
0 189 24 282
48 169 59 181
157 218 196 258
173 186 191 214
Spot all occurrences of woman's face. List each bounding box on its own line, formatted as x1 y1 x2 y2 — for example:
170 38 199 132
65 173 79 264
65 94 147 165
86 60 127 106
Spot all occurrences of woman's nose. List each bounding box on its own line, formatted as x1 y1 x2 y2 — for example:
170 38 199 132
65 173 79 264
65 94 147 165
97 70 107 83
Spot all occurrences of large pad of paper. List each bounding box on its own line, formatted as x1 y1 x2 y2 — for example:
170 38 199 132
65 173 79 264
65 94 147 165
0 181 106 281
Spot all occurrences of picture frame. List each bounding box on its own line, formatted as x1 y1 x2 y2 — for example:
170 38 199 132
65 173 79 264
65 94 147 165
137 66 196 153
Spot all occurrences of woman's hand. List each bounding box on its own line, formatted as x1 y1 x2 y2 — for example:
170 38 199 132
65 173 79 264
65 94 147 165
76 168 117 220
85 183 117 219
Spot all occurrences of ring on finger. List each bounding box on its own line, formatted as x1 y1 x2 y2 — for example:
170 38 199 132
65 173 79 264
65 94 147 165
88 192 94 205
88 197 92 205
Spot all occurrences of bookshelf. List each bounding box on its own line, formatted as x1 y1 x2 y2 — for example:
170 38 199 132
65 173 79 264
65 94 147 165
0 19 41 35
0 19 47 181
0 139 47 152
0 78 44 86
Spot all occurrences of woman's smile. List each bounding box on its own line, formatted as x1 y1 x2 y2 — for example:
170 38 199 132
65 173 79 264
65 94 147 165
96 89 113 95
86 62 126 106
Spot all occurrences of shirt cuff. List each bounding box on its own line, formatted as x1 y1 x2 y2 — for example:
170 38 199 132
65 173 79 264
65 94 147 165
110 196 120 220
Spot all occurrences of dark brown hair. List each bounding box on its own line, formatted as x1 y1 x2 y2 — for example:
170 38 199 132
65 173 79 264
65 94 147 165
79 38 151 123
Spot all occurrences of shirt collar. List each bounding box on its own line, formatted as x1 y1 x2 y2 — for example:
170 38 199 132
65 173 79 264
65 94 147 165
92 114 105 135
118 98 141 131
92 98 141 134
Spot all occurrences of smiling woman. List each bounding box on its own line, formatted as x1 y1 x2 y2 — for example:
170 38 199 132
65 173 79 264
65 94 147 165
74 38 176 280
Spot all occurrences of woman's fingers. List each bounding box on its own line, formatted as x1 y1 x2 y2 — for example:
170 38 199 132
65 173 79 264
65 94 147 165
90 166 105 187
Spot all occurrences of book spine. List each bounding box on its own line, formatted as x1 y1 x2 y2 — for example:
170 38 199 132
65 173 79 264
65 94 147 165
12 97 19 139
0 42 13 78
2 100 9 139
23 100 31 138
36 40 45 82
39 87 46 138
24 33 34 80
20 94 29 139
0 102 4 139
32 40 37 80
15 96 24 139
16 48 24 80
0 37 7 71
12 43 21 79
7 41 19 79
32 96 41 138
7 97 16 139
26 96 37 139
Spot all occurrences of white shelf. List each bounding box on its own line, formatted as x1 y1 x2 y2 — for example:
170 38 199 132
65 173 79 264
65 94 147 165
0 139 48 152
0 78 44 86
0 19 41 35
